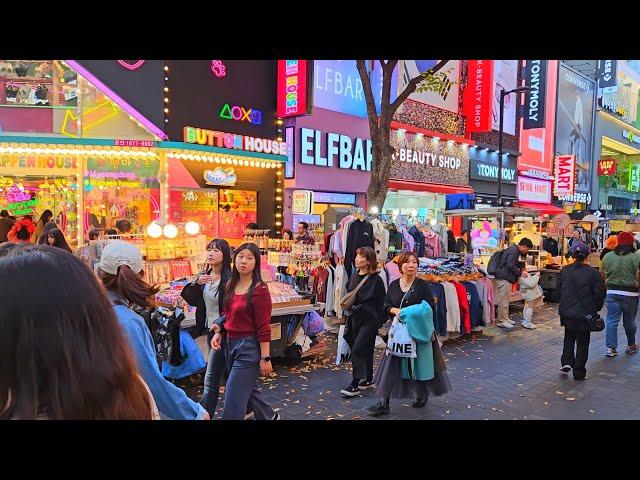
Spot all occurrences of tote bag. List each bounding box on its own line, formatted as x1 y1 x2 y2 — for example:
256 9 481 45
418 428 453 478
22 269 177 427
336 324 352 365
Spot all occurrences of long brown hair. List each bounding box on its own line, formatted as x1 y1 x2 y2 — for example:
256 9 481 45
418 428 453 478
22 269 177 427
224 243 264 309
101 266 159 309
0 245 153 419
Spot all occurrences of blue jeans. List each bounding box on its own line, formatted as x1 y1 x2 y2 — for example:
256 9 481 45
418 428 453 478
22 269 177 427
605 294 639 349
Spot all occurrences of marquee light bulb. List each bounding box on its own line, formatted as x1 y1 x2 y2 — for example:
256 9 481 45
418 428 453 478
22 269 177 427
185 221 200 235
369 206 379 214
163 224 178 239
147 222 162 238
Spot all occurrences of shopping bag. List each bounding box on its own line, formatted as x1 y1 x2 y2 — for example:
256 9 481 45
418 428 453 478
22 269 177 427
336 324 352 365
386 318 417 358
374 335 387 350
302 310 325 336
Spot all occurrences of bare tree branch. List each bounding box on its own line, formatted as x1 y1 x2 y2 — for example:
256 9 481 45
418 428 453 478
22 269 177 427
356 60 379 136
390 59 450 113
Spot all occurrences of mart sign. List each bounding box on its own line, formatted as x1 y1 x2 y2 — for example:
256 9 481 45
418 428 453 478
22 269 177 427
554 155 575 196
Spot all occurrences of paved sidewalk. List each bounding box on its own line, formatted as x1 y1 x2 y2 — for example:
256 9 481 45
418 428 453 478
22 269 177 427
185 304 640 420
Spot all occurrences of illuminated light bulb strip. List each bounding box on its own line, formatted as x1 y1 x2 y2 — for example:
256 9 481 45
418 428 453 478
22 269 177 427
0 146 157 157
165 151 283 168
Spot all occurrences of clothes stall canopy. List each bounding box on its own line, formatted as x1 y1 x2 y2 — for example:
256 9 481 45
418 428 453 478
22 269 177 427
515 202 565 215
388 180 474 194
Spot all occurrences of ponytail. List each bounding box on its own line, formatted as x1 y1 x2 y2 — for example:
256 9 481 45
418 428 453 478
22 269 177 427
101 266 159 308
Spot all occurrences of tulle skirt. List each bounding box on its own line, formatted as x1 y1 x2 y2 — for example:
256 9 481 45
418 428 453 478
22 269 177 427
374 350 452 400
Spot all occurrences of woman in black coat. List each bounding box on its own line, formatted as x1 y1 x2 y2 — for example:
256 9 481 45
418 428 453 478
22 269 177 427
340 246 386 397
556 242 606 381
368 251 451 416
180 239 231 417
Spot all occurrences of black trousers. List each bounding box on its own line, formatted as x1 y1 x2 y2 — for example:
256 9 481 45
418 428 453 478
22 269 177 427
561 328 591 379
348 315 378 383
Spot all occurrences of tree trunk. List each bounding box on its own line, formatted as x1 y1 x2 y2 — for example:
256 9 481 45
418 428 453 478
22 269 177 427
357 60 450 212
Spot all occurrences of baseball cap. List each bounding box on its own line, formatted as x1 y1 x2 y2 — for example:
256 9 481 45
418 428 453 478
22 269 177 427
569 241 590 258
99 240 143 275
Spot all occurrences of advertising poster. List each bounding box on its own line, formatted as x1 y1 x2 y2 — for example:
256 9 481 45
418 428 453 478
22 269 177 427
399 60 458 113
555 64 595 193
491 60 518 135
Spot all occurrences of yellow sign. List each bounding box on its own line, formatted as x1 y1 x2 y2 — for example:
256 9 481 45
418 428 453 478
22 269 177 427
610 220 627 232
292 190 313 215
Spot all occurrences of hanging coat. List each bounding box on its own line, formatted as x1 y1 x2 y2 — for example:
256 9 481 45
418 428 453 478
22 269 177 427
408 225 426 257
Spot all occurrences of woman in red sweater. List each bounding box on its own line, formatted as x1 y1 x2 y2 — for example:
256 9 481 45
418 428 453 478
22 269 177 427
210 243 279 420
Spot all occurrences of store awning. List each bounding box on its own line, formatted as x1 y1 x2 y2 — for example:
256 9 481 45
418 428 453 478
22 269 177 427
388 180 474 195
515 202 565 215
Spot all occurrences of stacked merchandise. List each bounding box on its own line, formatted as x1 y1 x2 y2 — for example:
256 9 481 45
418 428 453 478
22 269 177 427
142 235 207 285
267 281 305 305
154 278 198 327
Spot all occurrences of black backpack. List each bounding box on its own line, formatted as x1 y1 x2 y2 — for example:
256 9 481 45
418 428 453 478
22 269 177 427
487 249 504 276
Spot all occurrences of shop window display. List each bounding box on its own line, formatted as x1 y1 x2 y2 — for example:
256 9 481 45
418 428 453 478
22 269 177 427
0 60 154 140
169 188 219 239
83 156 160 234
0 175 79 246
218 189 258 240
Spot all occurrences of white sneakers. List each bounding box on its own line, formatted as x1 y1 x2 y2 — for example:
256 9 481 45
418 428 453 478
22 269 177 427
497 319 537 329
497 321 514 329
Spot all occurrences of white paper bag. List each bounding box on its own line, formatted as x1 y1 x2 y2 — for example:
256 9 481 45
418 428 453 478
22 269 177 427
336 324 351 365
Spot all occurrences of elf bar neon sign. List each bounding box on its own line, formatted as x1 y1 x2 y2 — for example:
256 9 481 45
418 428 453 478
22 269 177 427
219 103 262 125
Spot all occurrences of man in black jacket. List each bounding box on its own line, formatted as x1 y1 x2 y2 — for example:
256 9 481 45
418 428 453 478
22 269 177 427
556 242 606 380
494 238 533 329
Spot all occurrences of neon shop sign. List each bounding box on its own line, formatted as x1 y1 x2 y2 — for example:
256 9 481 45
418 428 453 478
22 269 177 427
184 126 286 155
219 103 262 125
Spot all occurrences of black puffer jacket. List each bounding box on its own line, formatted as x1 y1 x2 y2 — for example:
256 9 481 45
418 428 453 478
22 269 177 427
180 270 230 338
495 245 522 284
556 262 605 331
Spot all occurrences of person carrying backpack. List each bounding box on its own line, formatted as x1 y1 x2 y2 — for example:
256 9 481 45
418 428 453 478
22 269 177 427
491 238 533 329
98 241 209 420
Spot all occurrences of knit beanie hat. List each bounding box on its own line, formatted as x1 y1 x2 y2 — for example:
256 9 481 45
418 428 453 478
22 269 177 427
617 231 635 247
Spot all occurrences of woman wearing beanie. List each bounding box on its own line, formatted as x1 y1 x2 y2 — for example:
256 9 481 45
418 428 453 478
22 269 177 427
601 231 640 357
98 241 209 420
556 242 605 380
600 234 618 261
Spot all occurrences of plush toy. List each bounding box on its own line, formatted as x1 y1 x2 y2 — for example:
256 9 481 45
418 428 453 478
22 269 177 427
0 61 14 78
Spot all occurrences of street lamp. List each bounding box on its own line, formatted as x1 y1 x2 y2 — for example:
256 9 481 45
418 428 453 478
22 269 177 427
497 85 530 206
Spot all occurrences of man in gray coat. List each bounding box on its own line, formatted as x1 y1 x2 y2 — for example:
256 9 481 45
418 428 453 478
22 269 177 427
495 238 534 328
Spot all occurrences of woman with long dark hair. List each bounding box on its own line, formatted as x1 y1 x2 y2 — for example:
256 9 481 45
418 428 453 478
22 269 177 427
209 242 278 420
340 246 386 397
98 240 209 420
46 228 72 253
34 209 53 243
180 239 232 417
36 220 58 245
0 244 157 419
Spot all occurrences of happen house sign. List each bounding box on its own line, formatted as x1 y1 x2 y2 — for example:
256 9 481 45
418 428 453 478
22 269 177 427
389 130 470 186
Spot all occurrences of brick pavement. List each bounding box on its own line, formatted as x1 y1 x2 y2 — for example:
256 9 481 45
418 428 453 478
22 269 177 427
185 303 640 420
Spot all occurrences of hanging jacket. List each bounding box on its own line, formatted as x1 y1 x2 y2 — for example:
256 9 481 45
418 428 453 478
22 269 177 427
426 281 448 336
408 225 425 257
344 219 375 269
371 218 390 262
400 226 415 252
441 282 461 333
451 281 471 334
423 229 441 258
388 226 404 251
461 281 483 328
399 301 435 381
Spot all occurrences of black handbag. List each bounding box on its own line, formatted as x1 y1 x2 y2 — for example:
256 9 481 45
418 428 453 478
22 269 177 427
586 314 605 332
